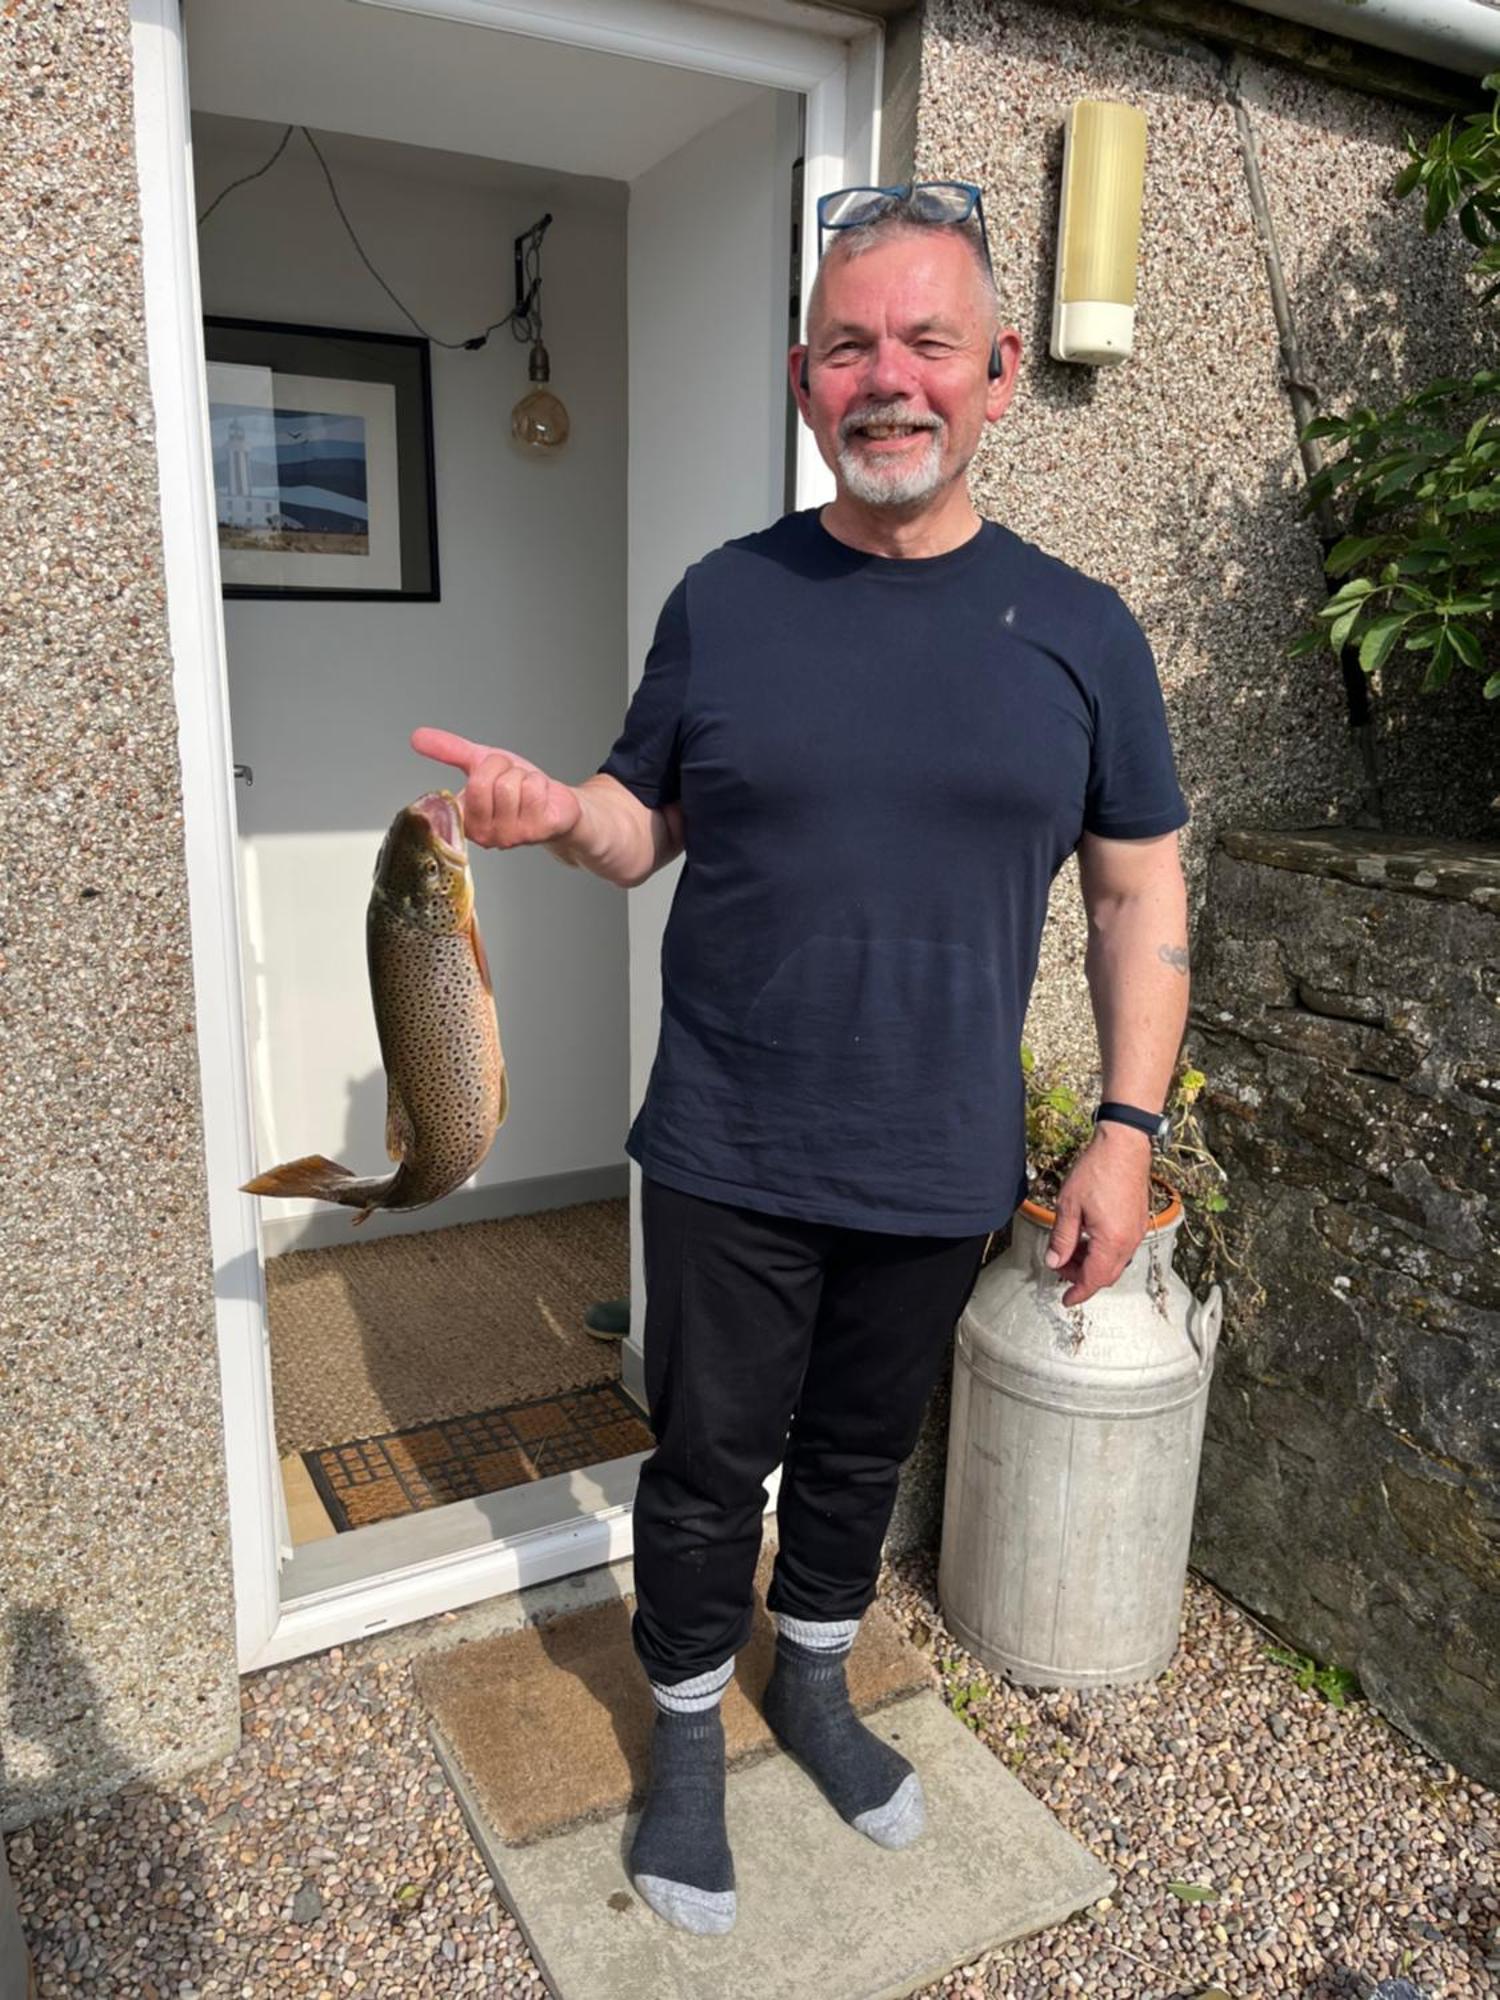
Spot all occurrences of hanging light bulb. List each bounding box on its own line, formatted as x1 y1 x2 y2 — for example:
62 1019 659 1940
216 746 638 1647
509 214 569 454
511 338 570 452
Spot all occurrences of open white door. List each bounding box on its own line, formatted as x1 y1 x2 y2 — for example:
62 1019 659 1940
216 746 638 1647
132 0 883 1673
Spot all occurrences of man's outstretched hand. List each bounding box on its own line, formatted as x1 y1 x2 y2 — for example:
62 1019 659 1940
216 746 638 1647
411 727 583 851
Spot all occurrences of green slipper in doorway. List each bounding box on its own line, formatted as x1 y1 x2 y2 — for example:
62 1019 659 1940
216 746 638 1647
583 1297 630 1340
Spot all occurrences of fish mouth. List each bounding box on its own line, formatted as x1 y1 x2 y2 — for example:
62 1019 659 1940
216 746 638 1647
411 790 466 862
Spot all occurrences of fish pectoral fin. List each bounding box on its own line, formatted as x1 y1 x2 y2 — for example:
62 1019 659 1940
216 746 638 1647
467 912 494 995
496 1061 510 1130
385 1079 416 1163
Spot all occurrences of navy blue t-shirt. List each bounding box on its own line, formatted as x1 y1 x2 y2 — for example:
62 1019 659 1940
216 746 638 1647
598 508 1189 1236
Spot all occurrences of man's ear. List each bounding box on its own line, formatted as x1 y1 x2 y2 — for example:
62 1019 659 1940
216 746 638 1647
789 345 811 411
985 329 1023 421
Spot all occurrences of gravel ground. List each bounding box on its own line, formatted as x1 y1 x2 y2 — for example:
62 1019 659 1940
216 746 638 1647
7 1556 1496 1998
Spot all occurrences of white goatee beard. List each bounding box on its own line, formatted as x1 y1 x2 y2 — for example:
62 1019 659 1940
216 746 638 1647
835 414 946 508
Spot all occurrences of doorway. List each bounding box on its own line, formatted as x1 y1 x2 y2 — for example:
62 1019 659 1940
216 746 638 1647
130 0 880 1671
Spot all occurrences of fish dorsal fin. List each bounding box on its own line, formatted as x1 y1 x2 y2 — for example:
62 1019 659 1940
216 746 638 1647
467 911 493 995
385 1077 415 1162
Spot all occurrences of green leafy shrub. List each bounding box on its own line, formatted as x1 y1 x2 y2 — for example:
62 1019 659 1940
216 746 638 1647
1290 73 1500 700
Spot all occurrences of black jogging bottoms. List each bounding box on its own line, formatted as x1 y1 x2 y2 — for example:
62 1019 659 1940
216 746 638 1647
630 1175 989 1687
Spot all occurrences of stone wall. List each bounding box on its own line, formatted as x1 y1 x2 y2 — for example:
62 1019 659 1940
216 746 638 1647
1186 829 1498 1787
0 0 238 1826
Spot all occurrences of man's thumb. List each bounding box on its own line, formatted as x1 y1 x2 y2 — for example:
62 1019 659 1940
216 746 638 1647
1045 1210 1080 1268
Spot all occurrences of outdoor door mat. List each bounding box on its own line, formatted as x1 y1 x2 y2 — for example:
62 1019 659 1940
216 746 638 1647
430 1692 1115 2000
303 1381 654 1531
412 1547 931 1847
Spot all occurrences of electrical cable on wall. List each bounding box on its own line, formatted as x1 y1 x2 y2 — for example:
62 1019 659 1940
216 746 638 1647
196 123 549 355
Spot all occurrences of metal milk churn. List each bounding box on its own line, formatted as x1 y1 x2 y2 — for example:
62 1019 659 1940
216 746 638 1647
938 1188 1223 1688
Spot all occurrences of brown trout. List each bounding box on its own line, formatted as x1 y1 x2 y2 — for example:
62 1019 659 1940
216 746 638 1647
241 790 507 1224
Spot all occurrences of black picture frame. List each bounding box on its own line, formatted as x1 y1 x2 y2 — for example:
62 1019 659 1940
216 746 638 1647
203 316 440 602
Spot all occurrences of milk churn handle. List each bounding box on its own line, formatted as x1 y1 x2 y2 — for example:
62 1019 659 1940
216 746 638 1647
1185 1284 1224 1382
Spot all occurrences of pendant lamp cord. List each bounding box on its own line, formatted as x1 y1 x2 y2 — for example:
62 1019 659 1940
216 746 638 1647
196 122 540 354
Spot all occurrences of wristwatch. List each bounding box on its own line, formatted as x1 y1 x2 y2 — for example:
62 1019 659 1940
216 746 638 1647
1093 1100 1171 1150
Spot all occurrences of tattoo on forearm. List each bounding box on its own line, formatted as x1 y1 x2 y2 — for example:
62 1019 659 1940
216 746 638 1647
1158 943 1190 975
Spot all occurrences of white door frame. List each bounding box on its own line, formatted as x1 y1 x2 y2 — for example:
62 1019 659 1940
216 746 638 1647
129 0 882 1674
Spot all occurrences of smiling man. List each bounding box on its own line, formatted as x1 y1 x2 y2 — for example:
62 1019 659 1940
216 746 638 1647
413 182 1190 1937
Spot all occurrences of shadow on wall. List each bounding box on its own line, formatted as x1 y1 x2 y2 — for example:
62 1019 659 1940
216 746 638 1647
2 1607 211 1982
239 1052 536 1246
214 1062 393 1304
2 1610 139 1827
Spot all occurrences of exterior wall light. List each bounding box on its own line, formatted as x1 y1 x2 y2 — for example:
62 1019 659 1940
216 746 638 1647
1050 101 1148 367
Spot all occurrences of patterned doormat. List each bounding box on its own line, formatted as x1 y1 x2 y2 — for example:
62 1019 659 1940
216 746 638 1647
302 1381 654 1532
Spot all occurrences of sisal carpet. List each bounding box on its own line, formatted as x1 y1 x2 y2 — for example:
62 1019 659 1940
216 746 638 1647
413 1546 934 1847
266 1197 630 1457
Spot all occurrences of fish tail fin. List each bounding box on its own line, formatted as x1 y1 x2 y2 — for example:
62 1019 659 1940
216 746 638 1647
241 1155 391 1211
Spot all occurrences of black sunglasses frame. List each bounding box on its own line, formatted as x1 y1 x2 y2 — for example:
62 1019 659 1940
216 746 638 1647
814 180 995 276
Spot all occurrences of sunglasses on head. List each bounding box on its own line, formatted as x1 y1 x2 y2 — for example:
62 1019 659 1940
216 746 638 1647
815 181 994 271
804 181 1002 389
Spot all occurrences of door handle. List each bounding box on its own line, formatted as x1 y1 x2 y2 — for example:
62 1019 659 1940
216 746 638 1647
233 764 254 786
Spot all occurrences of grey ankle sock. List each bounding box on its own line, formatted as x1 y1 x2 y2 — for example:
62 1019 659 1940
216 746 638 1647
629 1666 736 1935
762 1626 925 1849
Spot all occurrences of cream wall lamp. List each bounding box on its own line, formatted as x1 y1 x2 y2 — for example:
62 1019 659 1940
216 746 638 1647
511 212 570 451
1050 101 1148 366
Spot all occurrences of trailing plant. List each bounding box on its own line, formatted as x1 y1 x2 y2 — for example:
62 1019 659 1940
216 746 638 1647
1289 73 1500 701
1019 1044 1245 1292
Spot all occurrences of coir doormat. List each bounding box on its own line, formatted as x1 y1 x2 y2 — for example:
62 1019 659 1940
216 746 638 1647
414 1545 934 1847
302 1381 654 1532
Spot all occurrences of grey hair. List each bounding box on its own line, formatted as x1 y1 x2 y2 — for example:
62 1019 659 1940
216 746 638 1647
807 201 1000 334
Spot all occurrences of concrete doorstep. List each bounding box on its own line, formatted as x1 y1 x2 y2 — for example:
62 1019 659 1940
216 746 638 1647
428 1690 1114 2000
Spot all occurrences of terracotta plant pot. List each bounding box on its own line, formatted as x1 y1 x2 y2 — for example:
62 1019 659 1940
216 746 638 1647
1017 1173 1183 1235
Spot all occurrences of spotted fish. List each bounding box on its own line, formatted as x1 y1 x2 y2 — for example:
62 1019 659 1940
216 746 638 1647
240 790 507 1224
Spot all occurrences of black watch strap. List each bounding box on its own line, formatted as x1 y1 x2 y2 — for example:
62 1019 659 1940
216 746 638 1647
1094 1100 1170 1146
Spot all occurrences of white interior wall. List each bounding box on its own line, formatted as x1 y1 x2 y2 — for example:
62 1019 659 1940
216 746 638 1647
192 117 631 1240
622 88 801 1331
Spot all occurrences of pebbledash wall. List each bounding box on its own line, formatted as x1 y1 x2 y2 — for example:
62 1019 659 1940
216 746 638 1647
2 0 239 1828
1 0 1495 1824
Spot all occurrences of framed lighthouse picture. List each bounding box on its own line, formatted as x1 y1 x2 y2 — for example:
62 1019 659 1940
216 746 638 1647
204 318 439 601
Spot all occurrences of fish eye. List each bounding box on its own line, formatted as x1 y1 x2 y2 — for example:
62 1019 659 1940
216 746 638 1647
422 857 438 876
